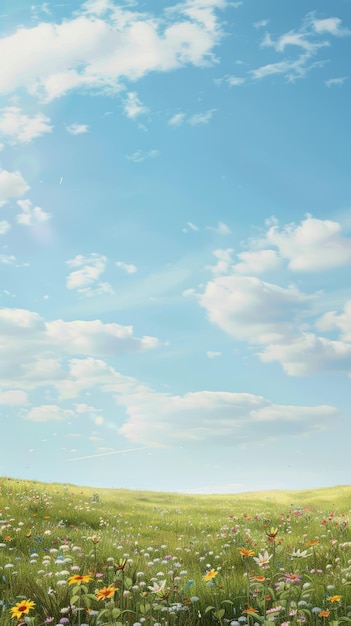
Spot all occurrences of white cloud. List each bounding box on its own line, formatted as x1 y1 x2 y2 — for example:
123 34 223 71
226 75 245 86
0 169 30 205
0 309 159 393
116 260 137 274
317 300 351 341
207 248 234 274
126 149 159 163
0 390 28 405
123 92 149 119
311 15 350 37
206 351 222 358
66 253 113 296
168 112 186 126
325 76 347 87
198 274 312 344
119 387 339 446
0 220 10 235
260 333 351 376
16 199 51 225
188 108 216 125
0 3 226 102
25 404 75 422
206 221 231 235
262 215 351 271
0 107 53 144
253 19 269 29
66 123 89 135
251 12 349 83
233 249 281 274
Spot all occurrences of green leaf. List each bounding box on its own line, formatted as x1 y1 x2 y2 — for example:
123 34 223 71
214 608 225 620
70 595 79 605
112 608 121 618
204 606 215 613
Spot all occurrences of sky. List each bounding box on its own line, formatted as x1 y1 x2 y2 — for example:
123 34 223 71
0 0 351 495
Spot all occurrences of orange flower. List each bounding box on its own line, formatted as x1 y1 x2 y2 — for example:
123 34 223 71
242 607 258 614
251 575 266 582
319 611 330 617
328 595 341 603
306 539 320 546
95 585 117 601
239 548 255 557
5 536 12 541
68 574 92 585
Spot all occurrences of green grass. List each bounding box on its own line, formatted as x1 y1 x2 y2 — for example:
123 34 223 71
1 477 351 626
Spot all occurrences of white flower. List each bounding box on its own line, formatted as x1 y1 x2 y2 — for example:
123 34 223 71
253 551 272 567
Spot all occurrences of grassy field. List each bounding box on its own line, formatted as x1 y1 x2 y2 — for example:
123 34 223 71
1 477 351 626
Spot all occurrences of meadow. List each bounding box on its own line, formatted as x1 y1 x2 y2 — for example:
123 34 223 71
1 478 351 626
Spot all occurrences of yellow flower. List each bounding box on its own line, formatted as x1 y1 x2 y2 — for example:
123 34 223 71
95 585 117 601
10 600 35 620
68 574 92 585
328 595 342 603
239 548 255 557
203 569 218 582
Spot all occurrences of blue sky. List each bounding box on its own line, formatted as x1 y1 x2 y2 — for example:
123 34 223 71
1 0 351 494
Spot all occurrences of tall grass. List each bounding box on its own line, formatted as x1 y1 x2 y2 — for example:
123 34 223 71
1 477 351 626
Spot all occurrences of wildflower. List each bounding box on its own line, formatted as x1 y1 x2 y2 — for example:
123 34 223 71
306 540 320 546
239 548 255 557
266 606 282 614
251 576 265 582
253 551 272 567
10 600 36 619
290 549 311 558
148 580 166 594
242 607 257 614
203 569 218 582
328 595 342 603
283 573 301 583
67 574 92 585
319 611 330 617
95 585 117 601
114 558 127 571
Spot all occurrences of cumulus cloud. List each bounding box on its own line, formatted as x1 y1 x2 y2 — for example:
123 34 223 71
0 308 159 392
0 106 53 144
25 404 75 422
233 249 281 274
0 2 226 102
0 169 30 205
317 300 351 341
259 333 351 376
198 274 312 344
119 388 339 446
16 199 51 225
66 253 113 296
0 390 28 405
261 215 351 271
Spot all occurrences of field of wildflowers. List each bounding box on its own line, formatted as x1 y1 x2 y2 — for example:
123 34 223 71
1 478 351 626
